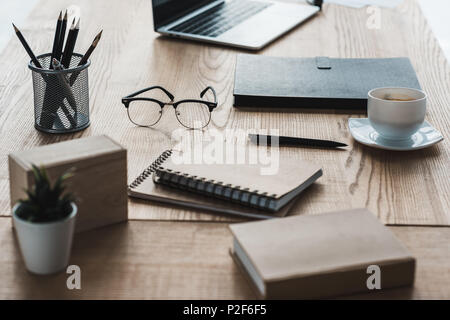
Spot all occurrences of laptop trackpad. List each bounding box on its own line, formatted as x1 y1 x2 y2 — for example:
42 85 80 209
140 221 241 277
219 4 318 48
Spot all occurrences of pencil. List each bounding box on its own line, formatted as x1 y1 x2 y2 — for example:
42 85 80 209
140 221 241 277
78 30 102 66
249 134 348 149
49 11 62 69
55 10 68 61
12 23 42 69
61 18 80 68
69 30 102 85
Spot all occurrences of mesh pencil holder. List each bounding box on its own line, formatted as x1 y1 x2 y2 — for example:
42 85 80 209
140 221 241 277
28 53 90 133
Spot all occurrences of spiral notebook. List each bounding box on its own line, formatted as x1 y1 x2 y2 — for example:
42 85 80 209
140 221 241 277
128 150 322 219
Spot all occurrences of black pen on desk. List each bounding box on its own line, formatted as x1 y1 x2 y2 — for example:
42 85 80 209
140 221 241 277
49 11 63 69
61 17 79 68
12 23 42 68
249 134 348 149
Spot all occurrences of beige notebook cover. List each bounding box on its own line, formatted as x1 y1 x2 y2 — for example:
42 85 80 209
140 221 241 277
159 157 321 199
154 151 322 212
128 151 307 219
230 208 416 299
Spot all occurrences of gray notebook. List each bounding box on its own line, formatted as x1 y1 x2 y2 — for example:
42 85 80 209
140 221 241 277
233 55 421 109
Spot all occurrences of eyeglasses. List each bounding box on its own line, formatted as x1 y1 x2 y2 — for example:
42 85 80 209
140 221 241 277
121 85 217 129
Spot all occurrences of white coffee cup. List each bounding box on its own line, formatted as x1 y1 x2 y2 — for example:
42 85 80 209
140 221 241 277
368 87 426 140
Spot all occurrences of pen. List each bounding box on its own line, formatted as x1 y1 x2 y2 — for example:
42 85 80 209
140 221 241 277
249 134 348 148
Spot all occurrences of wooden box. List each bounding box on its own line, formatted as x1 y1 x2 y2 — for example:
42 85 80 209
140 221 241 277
9 135 128 233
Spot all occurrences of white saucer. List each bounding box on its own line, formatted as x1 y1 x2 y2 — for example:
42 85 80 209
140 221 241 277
348 118 443 151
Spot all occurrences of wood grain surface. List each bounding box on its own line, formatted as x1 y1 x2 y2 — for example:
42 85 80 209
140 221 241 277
0 217 448 299
0 0 448 225
0 0 449 299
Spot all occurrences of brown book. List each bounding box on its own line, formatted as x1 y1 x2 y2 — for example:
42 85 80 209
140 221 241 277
230 208 415 299
128 150 322 219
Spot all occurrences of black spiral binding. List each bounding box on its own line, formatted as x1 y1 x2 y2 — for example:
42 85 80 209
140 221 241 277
154 167 278 212
128 149 173 190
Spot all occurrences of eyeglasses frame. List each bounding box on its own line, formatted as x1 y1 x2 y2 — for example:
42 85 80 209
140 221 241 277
121 85 218 129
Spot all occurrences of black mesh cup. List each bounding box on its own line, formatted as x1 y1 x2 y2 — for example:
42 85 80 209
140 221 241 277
28 53 90 133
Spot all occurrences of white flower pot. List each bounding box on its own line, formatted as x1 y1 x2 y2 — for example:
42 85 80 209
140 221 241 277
12 202 77 275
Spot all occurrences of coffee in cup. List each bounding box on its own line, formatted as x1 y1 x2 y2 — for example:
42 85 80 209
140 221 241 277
367 87 426 140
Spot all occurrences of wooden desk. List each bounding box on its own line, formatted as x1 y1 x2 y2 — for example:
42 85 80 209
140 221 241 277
0 0 448 299
0 219 449 299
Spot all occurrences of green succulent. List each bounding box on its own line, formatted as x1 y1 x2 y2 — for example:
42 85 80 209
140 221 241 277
15 165 75 223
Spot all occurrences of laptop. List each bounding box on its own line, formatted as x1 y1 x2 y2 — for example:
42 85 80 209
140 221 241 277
151 0 320 50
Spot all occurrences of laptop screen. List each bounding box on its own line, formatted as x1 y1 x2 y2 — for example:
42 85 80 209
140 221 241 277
152 0 216 30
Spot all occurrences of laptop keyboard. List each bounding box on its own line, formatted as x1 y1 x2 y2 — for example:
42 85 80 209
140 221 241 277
169 0 272 38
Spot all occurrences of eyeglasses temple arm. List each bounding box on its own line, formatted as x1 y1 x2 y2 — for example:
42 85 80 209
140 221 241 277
124 86 175 101
200 86 217 103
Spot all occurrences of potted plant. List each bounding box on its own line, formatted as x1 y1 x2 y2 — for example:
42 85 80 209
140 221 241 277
12 165 77 275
